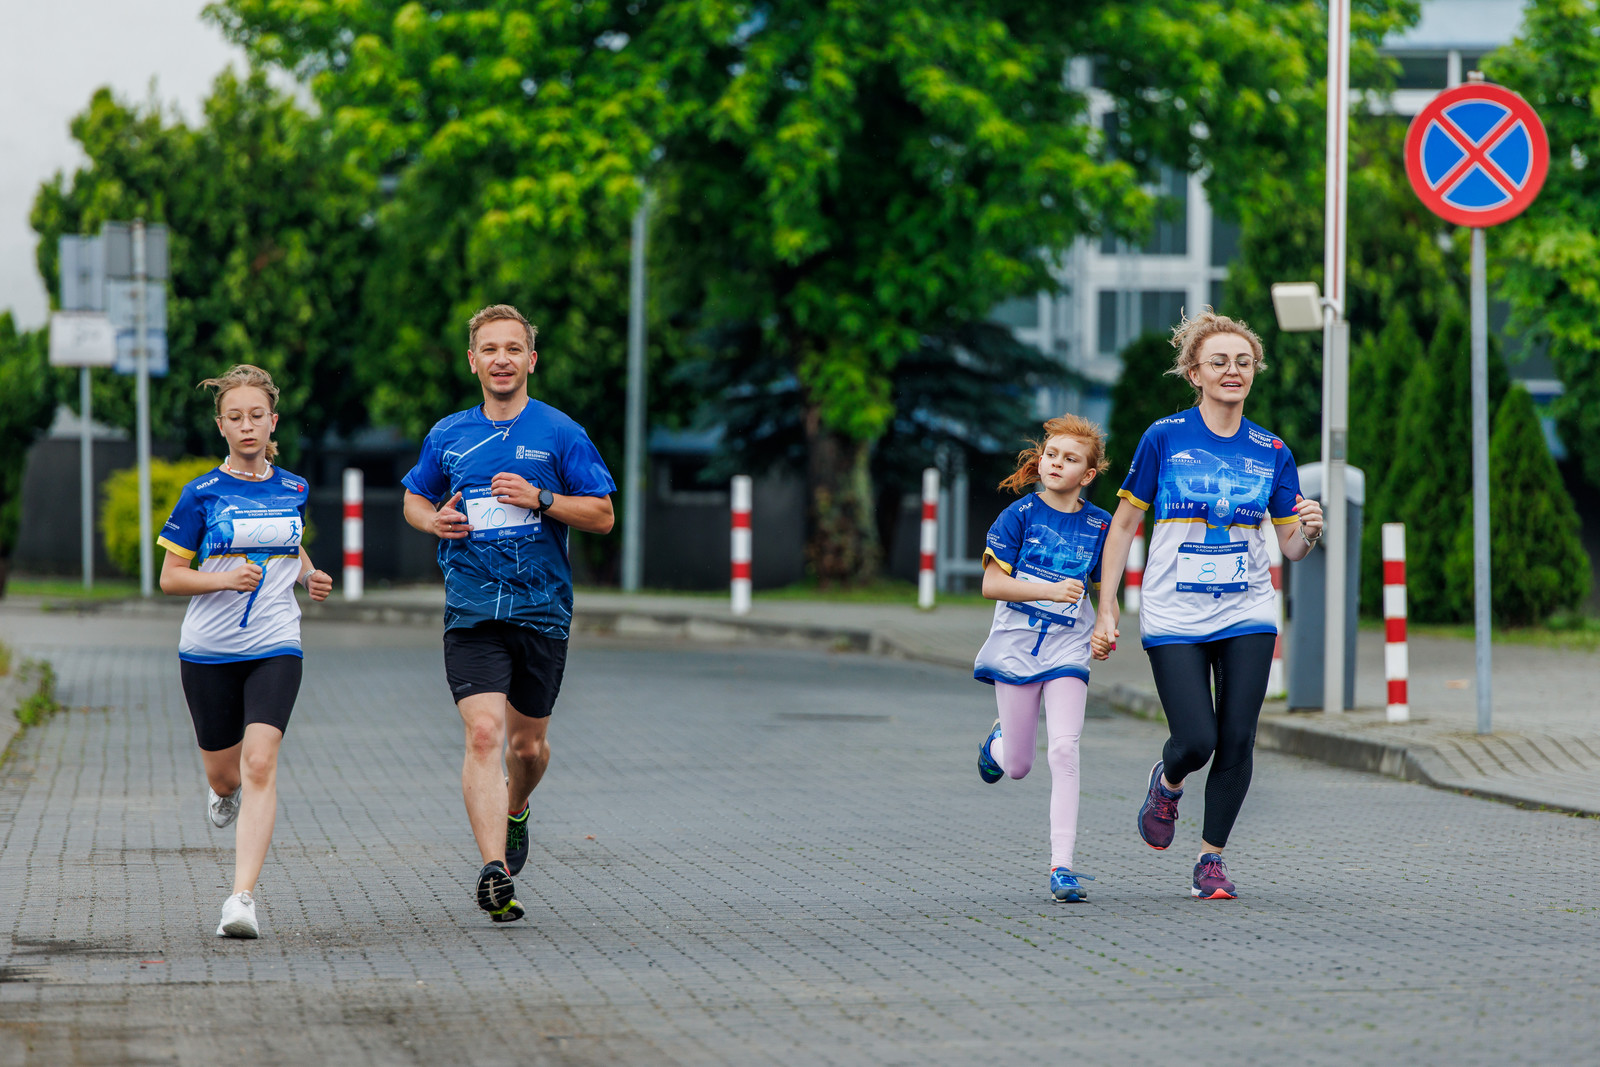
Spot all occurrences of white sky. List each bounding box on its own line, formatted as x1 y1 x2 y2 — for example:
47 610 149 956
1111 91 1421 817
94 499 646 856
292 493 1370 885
0 0 244 330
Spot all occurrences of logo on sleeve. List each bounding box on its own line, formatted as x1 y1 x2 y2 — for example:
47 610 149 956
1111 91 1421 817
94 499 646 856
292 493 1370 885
280 477 306 493
199 476 219 489
1247 428 1278 449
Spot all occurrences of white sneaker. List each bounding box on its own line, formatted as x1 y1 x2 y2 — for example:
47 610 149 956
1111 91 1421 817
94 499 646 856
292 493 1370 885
216 891 259 938
207 785 241 828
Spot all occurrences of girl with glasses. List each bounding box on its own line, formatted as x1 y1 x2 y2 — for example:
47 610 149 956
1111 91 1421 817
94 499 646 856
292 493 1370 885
1091 309 1323 900
157 364 333 937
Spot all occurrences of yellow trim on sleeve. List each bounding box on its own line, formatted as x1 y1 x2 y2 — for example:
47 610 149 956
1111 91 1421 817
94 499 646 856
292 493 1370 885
981 548 1012 575
156 536 196 561
1271 515 1300 526
1116 489 1151 511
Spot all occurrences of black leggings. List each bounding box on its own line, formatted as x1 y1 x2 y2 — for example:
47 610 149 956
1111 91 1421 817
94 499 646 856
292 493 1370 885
1145 632 1276 848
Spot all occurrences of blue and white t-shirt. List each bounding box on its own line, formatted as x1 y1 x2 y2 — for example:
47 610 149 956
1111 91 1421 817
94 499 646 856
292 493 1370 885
157 467 310 664
402 401 616 637
973 495 1110 686
1118 407 1301 648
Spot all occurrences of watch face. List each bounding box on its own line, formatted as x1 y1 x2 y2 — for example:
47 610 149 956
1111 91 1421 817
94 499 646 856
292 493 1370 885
539 489 554 509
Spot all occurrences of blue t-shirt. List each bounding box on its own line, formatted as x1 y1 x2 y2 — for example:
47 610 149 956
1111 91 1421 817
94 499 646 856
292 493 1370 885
402 401 616 636
157 467 310 664
1118 407 1301 647
973 494 1110 685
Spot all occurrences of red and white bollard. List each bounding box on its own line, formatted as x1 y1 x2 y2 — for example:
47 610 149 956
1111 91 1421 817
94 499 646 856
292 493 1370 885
1383 522 1409 722
342 467 363 602
731 475 752 616
918 467 939 610
1264 520 1286 699
1124 520 1145 613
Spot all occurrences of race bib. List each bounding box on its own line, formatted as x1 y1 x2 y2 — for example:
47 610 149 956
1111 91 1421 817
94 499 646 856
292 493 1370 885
1175 540 1249 596
1008 568 1082 626
225 508 303 554
464 486 541 542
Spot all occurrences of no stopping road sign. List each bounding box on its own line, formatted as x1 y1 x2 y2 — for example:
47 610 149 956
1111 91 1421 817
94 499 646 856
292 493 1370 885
1404 82 1548 228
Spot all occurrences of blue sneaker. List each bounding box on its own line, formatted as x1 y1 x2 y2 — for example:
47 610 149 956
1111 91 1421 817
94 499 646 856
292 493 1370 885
1192 853 1237 900
1050 867 1095 902
1137 759 1182 850
978 720 1003 783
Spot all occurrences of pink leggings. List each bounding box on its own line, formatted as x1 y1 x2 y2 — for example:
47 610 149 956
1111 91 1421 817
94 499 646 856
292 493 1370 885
994 676 1089 870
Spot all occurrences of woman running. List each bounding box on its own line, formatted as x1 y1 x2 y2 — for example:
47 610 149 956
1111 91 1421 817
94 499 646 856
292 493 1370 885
157 364 332 937
974 415 1114 903
1091 310 1322 900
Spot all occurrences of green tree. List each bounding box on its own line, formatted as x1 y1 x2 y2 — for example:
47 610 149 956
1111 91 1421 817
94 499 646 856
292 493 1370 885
1488 2 1600 493
1351 306 1426 614
30 70 374 467
1103 332 1194 504
1385 308 1508 623
1444 385 1590 625
0 316 63 596
211 0 1417 584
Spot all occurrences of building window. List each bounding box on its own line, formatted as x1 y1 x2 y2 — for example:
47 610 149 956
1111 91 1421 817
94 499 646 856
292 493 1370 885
1394 53 1450 89
990 296 1040 329
1210 215 1240 268
1098 289 1188 355
1102 165 1189 256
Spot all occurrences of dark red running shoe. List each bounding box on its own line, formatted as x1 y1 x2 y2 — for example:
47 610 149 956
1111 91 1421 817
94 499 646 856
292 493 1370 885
1137 759 1182 850
1191 853 1237 900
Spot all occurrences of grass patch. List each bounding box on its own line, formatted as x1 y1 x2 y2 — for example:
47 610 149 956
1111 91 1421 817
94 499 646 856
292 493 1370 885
6 577 141 602
13 660 59 727
1358 612 1600 651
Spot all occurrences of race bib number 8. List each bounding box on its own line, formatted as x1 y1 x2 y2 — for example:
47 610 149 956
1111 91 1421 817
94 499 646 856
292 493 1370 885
1010 568 1081 626
227 508 303 554
464 486 541 542
1175 541 1249 596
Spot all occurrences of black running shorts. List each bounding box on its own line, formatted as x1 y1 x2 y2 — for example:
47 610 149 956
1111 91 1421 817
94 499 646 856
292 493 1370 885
179 655 303 752
442 621 569 719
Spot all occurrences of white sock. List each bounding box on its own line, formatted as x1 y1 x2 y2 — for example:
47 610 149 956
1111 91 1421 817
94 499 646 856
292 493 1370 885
988 734 1005 769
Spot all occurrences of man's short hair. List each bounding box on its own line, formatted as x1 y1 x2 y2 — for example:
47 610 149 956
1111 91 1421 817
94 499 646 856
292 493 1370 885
468 304 537 352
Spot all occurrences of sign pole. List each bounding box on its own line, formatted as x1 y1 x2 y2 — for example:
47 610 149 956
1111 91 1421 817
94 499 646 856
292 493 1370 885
1321 0 1352 713
134 219 153 598
81 367 93 590
621 187 648 592
1471 225 1492 733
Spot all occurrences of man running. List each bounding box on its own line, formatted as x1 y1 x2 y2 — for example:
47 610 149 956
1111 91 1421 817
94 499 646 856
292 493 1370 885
402 304 616 923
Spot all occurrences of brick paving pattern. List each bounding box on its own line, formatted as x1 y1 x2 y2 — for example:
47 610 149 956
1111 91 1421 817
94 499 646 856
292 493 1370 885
1 612 1598 1064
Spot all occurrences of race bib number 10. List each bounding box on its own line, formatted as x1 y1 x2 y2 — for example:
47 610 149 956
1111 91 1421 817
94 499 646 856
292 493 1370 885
226 508 303 555
1175 541 1249 596
464 486 541 542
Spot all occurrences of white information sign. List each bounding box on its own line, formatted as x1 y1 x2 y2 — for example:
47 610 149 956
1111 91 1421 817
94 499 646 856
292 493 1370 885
48 312 117 368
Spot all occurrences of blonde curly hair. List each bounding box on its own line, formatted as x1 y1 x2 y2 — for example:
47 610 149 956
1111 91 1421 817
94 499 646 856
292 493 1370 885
1166 307 1265 401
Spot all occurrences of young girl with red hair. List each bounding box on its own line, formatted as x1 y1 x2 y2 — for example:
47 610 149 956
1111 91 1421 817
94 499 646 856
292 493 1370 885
973 415 1114 903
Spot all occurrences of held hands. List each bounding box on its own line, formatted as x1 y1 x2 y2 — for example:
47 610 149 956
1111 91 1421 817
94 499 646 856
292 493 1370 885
1293 493 1325 542
1090 611 1119 661
224 562 264 593
303 569 333 602
489 472 541 512
433 492 472 540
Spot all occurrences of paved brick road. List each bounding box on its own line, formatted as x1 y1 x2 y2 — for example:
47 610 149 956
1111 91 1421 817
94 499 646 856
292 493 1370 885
1 612 1597 1065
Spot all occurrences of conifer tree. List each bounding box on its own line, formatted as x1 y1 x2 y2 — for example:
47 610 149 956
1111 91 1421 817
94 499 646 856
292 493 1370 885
1444 386 1591 625
1385 307 1507 623
1351 307 1425 614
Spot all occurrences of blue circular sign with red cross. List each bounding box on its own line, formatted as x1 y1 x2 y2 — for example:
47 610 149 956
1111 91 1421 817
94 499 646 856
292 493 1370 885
1405 82 1548 228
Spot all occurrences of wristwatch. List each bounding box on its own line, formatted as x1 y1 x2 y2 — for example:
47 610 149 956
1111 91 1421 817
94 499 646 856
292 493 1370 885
537 488 555 512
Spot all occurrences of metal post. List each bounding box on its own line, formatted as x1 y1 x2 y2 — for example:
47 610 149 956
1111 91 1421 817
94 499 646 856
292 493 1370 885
80 366 93 590
134 219 153 598
621 189 649 592
1320 0 1352 712
1471 226 1492 734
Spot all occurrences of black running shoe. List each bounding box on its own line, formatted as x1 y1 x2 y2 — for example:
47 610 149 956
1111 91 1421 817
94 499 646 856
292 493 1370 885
506 804 530 876
475 860 523 922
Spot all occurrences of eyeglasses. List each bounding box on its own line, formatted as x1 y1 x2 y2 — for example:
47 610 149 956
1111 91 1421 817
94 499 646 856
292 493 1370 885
1203 355 1257 371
